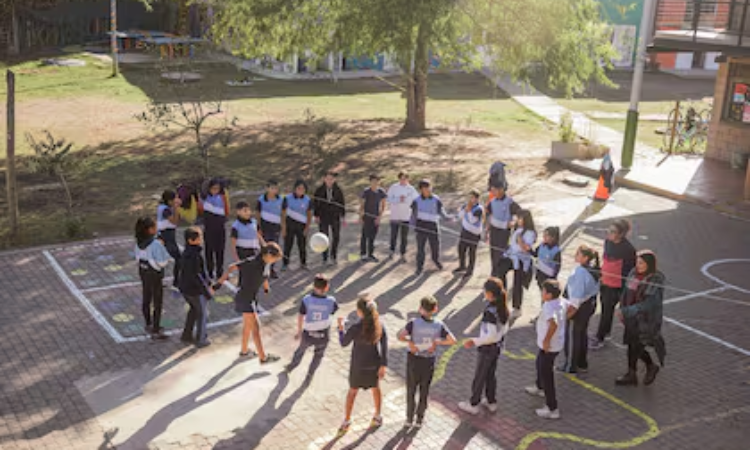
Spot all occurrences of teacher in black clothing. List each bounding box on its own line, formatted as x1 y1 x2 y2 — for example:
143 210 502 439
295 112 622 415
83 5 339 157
313 171 346 264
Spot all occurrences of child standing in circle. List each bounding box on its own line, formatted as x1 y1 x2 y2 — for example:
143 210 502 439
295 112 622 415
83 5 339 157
337 295 389 434
178 226 213 348
359 174 387 262
453 188 484 279
201 178 229 280
282 180 313 271
134 217 172 340
485 183 521 282
458 278 509 415
559 245 601 374
411 179 452 275
256 179 284 278
398 296 456 428
525 279 566 419
502 209 536 321
231 201 264 284
533 226 562 290
157 190 182 289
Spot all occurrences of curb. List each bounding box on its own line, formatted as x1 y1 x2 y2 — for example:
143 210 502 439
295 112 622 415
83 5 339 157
555 158 750 223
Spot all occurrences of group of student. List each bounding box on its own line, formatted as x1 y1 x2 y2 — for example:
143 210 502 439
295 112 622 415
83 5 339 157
133 167 667 432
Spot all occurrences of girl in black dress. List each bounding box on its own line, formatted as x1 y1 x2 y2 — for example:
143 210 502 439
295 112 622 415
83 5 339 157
337 294 389 434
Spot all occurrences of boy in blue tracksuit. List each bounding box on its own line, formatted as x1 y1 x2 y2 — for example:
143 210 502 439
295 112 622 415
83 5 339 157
286 275 339 378
398 296 456 428
411 179 452 275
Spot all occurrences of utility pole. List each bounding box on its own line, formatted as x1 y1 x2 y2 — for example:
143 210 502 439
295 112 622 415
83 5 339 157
6 70 19 237
621 0 657 169
111 0 119 77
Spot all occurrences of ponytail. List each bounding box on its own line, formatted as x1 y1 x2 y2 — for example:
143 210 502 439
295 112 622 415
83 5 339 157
357 294 382 344
578 244 600 270
484 277 509 325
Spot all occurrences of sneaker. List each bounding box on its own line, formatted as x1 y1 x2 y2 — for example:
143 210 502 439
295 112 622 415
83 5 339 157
510 308 522 321
524 386 545 398
415 268 423 276
196 340 211 349
414 418 423 429
368 255 379 263
151 330 169 340
457 401 480 415
179 335 194 344
535 406 560 419
300 264 310 271
360 255 368 262
481 399 498 413
370 416 383 428
399 255 407 263
615 370 638 386
435 262 444 271
453 267 467 274
270 270 280 279
463 271 474 279
389 252 395 260
403 420 413 429
337 420 351 436
643 365 660 386
604 334 613 342
260 354 281 364
589 338 605 350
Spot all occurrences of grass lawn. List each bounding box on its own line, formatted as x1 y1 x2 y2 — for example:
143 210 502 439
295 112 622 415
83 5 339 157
0 53 554 249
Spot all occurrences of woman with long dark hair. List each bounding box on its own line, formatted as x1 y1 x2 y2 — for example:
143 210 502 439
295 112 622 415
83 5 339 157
337 294 389 434
616 250 666 386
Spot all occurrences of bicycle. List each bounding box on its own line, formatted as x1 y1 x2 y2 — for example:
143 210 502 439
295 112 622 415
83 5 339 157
662 100 712 154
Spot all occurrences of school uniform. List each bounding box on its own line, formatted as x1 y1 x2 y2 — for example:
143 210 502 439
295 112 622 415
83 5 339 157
257 194 284 244
202 193 228 279
231 217 260 280
411 194 449 272
313 183 346 262
157 203 181 287
561 265 600 373
403 316 452 423
178 244 211 345
339 320 388 389
360 187 387 258
387 182 419 256
288 292 339 374
282 193 312 267
234 256 269 314
535 298 566 411
504 228 536 310
597 239 636 342
486 196 521 282
134 238 171 333
469 303 509 406
534 243 562 287
457 203 484 275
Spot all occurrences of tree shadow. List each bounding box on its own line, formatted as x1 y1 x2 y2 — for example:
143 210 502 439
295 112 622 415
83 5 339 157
116 359 269 450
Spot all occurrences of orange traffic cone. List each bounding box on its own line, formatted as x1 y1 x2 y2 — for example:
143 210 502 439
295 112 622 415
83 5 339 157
593 175 610 201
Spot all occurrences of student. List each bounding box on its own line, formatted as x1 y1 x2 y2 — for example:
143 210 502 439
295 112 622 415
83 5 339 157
286 274 339 377
387 172 419 262
201 178 229 280
533 226 562 289
453 189 484 278
485 183 521 282
458 278 509 415
337 295 389 434
256 179 284 278
134 217 171 340
591 219 636 350
178 226 213 348
559 245 601 374
616 250 666 387
524 279 566 419
359 174 387 262
398 296 457 428
216 243 284 362
231 201 264 283
313 171 346 265
411 179 451 275
502 209 537 320
282 180 313 270
157 190 182 289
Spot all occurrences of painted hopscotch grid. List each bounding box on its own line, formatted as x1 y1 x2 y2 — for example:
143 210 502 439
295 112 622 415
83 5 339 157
44 240 268 344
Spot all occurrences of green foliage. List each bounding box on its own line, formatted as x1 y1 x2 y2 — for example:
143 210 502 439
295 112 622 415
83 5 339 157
559 111 577 143
25 131 79 211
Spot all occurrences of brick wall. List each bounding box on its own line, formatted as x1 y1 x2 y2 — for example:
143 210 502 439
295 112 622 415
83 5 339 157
707 58 750 161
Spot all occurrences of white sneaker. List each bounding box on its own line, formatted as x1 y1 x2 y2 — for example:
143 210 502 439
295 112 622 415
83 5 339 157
524 386 545 398
458 401 480 415
481 399 498 413
535 406 560 419
510 308 522 321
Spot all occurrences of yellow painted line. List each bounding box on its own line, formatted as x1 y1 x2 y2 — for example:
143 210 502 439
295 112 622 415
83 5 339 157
433 339 466 384
515 374 661 450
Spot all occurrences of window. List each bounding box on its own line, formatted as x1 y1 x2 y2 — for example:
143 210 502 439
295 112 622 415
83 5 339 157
725 82 750 124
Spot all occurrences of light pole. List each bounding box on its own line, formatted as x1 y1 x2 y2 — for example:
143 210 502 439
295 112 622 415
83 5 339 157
111 0 119 77
621 0 657 169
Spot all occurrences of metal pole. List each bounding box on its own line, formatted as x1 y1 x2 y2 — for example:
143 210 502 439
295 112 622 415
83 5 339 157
111 0 119 77
6 70 19 237
621 0 658 169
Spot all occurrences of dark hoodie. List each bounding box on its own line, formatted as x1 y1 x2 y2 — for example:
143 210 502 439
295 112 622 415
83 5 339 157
313 182 346 219
179 244 210 297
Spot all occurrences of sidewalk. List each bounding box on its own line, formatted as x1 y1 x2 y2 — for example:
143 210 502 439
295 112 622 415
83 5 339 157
487 72 750 220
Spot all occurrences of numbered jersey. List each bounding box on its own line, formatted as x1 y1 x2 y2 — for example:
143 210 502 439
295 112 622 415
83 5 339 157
300 293 339 332
406 317 450 358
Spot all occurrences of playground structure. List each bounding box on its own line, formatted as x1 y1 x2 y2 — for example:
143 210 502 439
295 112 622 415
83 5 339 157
662 99 712 154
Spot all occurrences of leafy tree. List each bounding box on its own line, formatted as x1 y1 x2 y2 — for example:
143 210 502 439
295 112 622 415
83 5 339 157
25 131 77 212
210 0 617 132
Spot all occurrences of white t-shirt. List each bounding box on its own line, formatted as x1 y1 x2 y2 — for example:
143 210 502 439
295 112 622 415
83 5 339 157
536 298 566 353
387 183 419 222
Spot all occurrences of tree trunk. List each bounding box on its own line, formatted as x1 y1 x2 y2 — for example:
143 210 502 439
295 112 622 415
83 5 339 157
195 128 209 178
403 23 430 133
57 170 73 212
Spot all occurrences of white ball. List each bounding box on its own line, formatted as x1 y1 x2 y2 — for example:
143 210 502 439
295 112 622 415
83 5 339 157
309 232 330 253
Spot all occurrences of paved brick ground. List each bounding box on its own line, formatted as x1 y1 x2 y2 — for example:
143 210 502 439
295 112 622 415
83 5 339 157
1 178 749 450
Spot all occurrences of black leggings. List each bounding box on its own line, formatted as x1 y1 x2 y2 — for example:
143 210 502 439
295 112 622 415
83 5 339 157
160 229 181 287
627 340 654 370
284 219 307 266
204 215 226 279
140 269 164 332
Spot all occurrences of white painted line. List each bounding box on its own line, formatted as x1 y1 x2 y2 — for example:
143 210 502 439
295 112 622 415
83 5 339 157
663 287 729 305
701 259 750 295
664 316 750 357
117 317 244 343
43 250 126 344
80 277 174 293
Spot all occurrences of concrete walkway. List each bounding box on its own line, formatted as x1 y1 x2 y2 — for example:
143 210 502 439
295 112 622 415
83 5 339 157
487 71 750 219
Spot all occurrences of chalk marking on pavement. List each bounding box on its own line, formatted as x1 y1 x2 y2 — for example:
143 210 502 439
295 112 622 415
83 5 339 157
659 405 750 434
701 259 750 295
44 250 126 344
516 374 661 450
663 287 729 305
664 316 750 357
